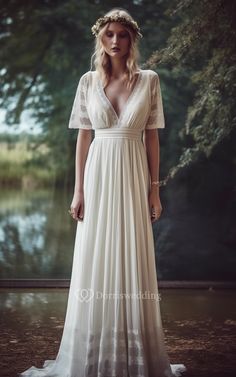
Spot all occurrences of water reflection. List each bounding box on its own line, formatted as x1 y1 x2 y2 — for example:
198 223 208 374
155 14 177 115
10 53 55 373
0 212 47 255
0 188 76 279
0 187 235 280
1 288 236 322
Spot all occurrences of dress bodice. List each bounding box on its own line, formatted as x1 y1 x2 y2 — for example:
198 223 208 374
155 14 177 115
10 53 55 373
68 69 165 130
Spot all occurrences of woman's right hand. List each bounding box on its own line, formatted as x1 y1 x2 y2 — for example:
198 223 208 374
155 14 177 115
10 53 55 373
69 190 84 222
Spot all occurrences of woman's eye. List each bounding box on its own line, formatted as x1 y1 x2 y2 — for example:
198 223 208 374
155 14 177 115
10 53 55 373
106 32 128 38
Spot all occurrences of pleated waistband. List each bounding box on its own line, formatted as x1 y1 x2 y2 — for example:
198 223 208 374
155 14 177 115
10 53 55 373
94 128 142 140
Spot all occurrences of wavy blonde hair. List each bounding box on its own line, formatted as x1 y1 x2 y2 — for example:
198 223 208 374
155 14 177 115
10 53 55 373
90 8 142 90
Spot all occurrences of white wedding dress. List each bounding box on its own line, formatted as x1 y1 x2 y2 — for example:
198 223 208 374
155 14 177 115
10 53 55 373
18 69 187 377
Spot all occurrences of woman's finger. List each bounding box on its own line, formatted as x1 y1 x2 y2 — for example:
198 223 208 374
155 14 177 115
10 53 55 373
76 204 84 222
150 206 162 222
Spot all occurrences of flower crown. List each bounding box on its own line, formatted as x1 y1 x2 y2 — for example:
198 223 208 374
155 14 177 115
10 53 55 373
91 14 143 39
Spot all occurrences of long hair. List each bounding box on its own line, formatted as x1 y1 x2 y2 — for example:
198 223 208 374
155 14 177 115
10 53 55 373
90 8 141 90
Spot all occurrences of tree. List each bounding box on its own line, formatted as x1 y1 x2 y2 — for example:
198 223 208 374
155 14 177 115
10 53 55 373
144 0 236 184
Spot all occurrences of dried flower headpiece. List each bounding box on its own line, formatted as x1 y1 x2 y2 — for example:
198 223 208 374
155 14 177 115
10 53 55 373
91 14 143 39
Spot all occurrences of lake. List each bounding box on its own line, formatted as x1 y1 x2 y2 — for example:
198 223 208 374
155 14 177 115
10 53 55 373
0 187 235 280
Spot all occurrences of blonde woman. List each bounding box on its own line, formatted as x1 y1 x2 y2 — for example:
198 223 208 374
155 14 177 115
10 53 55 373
19 7 187 377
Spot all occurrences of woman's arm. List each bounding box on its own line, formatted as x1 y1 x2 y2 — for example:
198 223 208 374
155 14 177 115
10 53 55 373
143 128 162 222
70 129 92 221
74 129 93 194
143 129 160 193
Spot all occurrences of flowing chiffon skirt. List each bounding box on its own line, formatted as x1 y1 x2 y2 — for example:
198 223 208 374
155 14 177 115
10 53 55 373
18 128 187 377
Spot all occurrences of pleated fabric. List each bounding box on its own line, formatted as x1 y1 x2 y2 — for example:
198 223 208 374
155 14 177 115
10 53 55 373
18 71 187 377
18 129 186 377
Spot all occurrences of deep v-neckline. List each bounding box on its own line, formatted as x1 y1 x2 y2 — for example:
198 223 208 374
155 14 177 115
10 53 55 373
97 70 142 123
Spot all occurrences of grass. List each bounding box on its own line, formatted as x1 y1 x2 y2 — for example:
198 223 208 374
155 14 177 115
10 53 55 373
0 141 55 188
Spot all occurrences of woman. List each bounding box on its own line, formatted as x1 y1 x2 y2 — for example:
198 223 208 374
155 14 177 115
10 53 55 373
19 7 187 377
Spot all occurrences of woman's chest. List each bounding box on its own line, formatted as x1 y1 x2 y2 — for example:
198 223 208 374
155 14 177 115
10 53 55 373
103 74 140 118
86 71 151 128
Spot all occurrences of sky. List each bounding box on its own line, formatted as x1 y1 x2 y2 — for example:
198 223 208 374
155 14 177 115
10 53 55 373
0 109 42 135
0 67 43 135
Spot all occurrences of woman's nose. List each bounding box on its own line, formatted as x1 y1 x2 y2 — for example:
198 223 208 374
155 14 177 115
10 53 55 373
112 34 118 43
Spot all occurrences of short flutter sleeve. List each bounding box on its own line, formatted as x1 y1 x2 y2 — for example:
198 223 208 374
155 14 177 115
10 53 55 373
68 73 92 129
145 73 165 129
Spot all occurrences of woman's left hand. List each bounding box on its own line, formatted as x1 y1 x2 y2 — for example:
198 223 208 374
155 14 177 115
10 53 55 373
148 190 163 223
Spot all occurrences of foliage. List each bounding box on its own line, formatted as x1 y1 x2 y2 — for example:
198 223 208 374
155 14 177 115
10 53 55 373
144 0 236 184
0 135 54 187
1 0 169 185
0 0 235 186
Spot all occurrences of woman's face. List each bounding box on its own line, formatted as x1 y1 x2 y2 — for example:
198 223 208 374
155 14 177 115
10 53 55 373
101 22 131 59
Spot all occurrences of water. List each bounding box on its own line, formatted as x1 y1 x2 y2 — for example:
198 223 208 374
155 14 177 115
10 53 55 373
0 188 76 279
0 187 235 280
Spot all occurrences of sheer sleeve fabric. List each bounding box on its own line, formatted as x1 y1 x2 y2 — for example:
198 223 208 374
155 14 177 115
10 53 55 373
145 73 165 129
68 73 92 129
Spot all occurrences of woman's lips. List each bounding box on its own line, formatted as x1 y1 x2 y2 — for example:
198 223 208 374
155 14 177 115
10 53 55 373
111 47 120 51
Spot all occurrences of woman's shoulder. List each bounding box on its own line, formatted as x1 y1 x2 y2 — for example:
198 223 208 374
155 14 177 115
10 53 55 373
79 69 158 85
82 69 157 76
79 70 93 81
77 71 95 88
140 69 159 77
81 69 157 78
